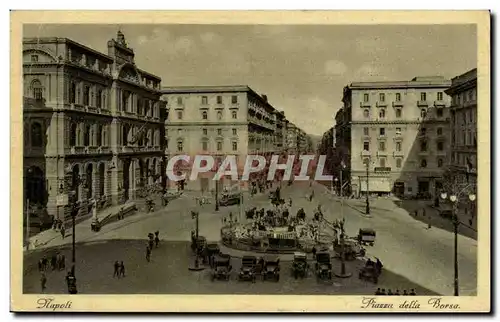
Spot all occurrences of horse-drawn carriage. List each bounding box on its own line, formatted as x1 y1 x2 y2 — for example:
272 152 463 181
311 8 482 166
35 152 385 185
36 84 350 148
292 252 308 279
262 256 280 282
211 253 232 281
315 251 332 280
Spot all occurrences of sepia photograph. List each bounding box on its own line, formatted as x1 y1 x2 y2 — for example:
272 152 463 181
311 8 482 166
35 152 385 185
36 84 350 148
10 10 490 312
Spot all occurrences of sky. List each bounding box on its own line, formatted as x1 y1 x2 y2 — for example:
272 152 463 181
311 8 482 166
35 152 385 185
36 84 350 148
23 24 477 136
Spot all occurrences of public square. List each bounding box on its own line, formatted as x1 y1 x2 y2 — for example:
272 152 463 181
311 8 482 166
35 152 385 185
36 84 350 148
23 182 477 296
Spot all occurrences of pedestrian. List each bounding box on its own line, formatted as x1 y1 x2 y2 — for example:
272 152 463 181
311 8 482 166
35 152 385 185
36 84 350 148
381 288 386 295
41 256 48 271
375 288 382 295
113 261 120 278
403 290 408 296
60 254 66 270
146 246 151 262
148 237 154 250
395 289 400 296
410 289 416 296
60 226 66 239
387 289 393 295
51 253 57 271
155 233 160 248
38 259 43 272
40 272 47 292
312 246 317 260
119 261 125 277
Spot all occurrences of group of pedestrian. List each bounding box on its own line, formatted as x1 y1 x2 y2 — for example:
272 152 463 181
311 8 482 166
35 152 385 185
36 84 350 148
38 252 66 272
375 288 417 296
38 251 67 292
113 261 126 278
146 231 160 262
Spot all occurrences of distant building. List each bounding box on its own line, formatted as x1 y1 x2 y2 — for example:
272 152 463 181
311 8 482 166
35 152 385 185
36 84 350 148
445 68 477 186
23 31 165 222
161 86 281 192
340 76 451 198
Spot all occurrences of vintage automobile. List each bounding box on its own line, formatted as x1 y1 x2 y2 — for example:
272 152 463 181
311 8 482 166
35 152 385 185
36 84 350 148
292 252 308 279
334 239 366 260
358 257 383 284
219 192 242 207
262 256 280 282
315 251 332 280
239 255 257 282
358 228 376 246
211 254 232 281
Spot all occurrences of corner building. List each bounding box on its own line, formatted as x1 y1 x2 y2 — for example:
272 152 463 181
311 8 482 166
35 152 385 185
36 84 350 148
445 68 477 186
161 86 280 192
341 77 451 198
23 31 164 221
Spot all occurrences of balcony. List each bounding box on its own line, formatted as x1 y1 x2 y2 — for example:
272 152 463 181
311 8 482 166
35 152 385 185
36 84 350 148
359 101 371 108
70 146 86 154
417 100 429 107
393 150 404 157
87 146 98 154
374 167 391 172
376 101 388 108
361 150 371 157
98 146 111 154
23 97 46 109
68 103 85 111
392 101 404 107
434 100 446 107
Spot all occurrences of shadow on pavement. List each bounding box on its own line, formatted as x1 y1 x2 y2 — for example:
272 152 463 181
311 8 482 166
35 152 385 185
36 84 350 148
23 239 440 295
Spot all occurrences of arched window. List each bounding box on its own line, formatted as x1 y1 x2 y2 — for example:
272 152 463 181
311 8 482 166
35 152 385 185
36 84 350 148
437 158 444 168
84 124 91 146
202 111 208 120
217 111 223 120
96 124 103 146
70 82 76 104
421 109 427 118
379 109 386 118
69 122 77 146
232 111 237 119
30 122 43 147
363 109 370 118
147 129 153 146
396 158 402 168
31 80 43 101
122 124 130 145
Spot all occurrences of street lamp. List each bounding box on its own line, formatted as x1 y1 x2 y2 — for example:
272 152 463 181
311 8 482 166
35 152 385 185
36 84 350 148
440 187 476 296
334 178 338 195
364 158 371 215
334 218 351 278
188 211 205 271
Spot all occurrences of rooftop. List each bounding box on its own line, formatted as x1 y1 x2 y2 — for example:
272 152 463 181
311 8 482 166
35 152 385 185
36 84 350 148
348 76 451 90
23 37 114 62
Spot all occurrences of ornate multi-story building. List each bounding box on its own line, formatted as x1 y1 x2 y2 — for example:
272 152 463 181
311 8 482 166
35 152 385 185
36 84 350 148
445 68 477 186
23 31 165 222
340 76 452 198
161 86 280 192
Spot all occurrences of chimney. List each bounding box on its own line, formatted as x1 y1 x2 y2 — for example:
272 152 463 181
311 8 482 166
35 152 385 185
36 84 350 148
262 94 268 102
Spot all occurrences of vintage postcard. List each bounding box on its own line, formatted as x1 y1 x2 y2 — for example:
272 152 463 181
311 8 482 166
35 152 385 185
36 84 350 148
10 10 490 312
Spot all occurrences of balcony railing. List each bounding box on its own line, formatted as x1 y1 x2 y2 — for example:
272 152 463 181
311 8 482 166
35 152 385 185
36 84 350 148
417 100 429 107
434 100 446 107
360 101 371 108
376 101 388 107
70 146 86 154
392 101 404 107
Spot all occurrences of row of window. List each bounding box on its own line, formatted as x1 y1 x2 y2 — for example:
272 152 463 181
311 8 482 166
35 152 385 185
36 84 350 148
199 128 238 136
175 110 238 120
174 140 238 152
68 123 161 147
363 92 444 103
451 131 477 148
120 90 159 117
452 88 476 106
175 95 239 106
363 127 444 137
362 140 445 152
69 82 106 108
363 157 445 169
362 107 443 119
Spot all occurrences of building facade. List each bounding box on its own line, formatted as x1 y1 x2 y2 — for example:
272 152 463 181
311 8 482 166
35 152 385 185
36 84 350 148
445 68 477 187
340 76 452 198
23 31 164 222
161 86 280 192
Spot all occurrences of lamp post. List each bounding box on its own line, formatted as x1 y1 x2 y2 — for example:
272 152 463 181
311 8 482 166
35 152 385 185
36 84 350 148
215 157 220 211
365 158 370 215
440 187 476 296
188 211 205 271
